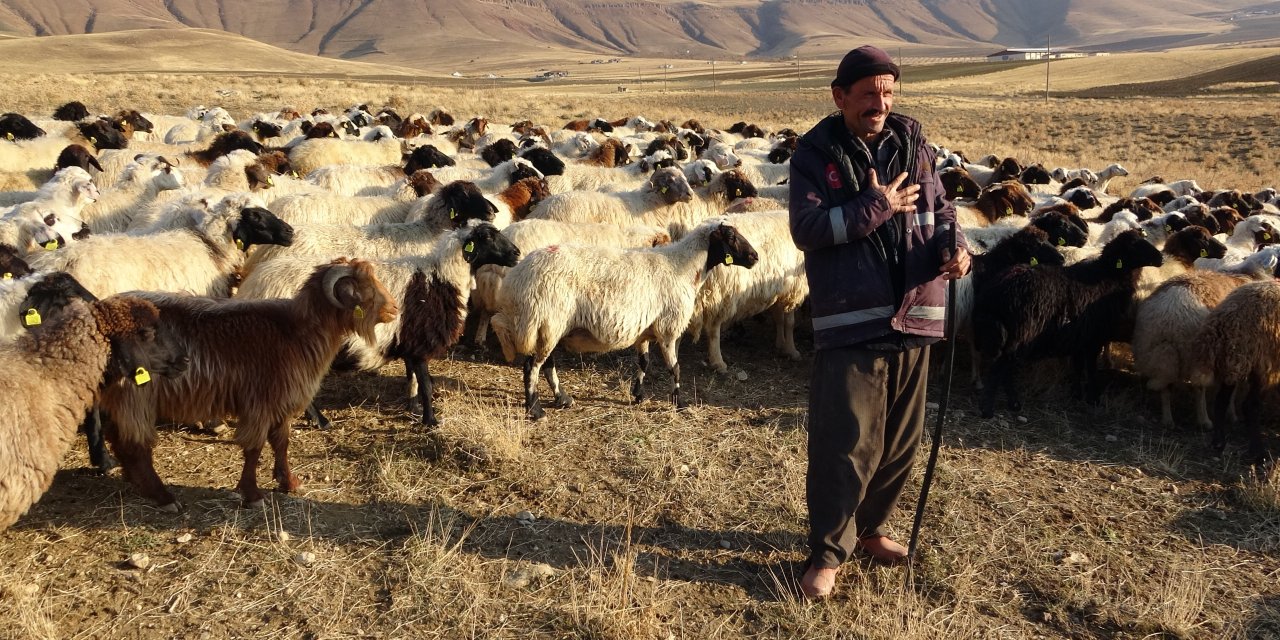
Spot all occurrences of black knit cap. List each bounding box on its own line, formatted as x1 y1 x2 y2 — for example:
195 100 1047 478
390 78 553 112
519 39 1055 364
830 45 900 88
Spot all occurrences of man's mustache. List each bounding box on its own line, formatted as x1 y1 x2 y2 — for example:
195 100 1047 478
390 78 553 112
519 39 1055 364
862 109 884 118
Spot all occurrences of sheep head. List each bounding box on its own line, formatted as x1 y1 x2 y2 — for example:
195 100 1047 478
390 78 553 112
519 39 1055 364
1099 229 1162 273
89 295 189 387
437 181 497 227
1030 210 1088 248
706 221 758 271
229 207 294 251
648 167 694 205
719 169 758 201
1164 226 1226 266
321 258 398 347
459 222 520 271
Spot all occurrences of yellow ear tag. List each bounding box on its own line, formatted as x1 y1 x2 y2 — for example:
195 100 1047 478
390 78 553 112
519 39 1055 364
266 176 275 187
235 238 245 251
1115 259 1123 269
1005 206 1013 217
1030 257 1039 266
90 136 97 145
44 240 58 251
1164 225 1172 233
724 254 733 265
23 308 41 326
956 185 964 194
3 273 11 280
1056 237 1065 246
354 305 366 320
464 241 475 253
1199 248 1208 258
734 189 742 197
133 367 151 386
291 171 299 178
5 132 12 141
449 208 457 220
1266 232 1273 241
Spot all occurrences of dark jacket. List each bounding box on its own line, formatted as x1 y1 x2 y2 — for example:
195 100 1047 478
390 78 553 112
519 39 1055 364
788 112 963 351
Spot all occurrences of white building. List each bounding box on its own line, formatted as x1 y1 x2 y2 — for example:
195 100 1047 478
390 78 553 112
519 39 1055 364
986 48 1097 62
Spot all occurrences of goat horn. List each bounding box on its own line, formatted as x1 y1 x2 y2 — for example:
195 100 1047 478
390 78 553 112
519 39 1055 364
322 263 356 308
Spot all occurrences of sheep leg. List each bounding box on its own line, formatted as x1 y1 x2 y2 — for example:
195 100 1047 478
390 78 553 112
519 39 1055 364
1243 373 1271 469
979 356 1002 419
523 355 546 420
707 322 728 374
1160 387 1176 429
657 339 688 410
406 365 421 418
409 358 439 428
474 311 491 347
1003 358 1023 414
543 353 574 409
305 403 331 430
110 437 178 510
969 340 984 391
1211 383 1235 453
1193 385 1211 431
773 306 801 361
267 420 301 494
237 445 266 508
631 341 651 404
83 405 119 473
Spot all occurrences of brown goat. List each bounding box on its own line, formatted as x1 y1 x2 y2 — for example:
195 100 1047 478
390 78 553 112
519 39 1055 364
583 138 631 168
502 177 552 221
100 258 398 509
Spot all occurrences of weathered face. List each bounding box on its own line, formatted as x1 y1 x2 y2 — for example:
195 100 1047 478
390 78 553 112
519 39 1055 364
833 73 895 141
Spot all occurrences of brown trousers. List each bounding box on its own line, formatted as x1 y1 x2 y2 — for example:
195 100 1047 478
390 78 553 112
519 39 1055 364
806 345 929 569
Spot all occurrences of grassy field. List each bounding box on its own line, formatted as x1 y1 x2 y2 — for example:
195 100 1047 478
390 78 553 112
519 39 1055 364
1 44 1278 640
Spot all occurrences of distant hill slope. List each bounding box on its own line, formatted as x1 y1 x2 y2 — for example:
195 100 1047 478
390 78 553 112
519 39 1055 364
0 0 1276 70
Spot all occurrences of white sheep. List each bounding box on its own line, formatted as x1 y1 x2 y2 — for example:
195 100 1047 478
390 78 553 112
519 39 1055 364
489 218 759 419
28 206 294 299
527 167 697 232
79 155 185 233
288 136 405 176
1188 280 1280 462
685 210 808 373
1133 269 1270 429
470 219 672 346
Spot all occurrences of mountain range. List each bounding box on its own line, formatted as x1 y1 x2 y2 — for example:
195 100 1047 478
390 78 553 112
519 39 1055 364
2 0 1278 69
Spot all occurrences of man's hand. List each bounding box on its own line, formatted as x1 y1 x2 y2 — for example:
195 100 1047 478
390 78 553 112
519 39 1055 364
869 169 919 215
940 246 972 280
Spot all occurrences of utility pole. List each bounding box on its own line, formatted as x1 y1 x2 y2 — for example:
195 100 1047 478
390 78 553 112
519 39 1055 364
1044 32 1051 102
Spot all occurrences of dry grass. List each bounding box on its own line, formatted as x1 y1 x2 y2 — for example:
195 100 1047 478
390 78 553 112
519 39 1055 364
1 55 1279 639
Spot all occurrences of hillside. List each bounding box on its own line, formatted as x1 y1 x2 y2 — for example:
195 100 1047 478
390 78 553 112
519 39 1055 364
0 0 1277 70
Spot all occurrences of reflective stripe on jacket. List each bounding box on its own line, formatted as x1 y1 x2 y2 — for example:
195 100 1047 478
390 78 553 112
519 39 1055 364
788 112 964 350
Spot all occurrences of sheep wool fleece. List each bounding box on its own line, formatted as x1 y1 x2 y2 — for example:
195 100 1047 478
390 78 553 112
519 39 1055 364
789 110 960 570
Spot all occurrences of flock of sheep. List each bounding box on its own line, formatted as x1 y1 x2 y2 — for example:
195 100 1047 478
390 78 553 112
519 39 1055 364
0 98 1277 531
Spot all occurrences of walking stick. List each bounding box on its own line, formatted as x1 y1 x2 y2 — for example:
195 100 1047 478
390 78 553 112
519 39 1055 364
904 220 958 587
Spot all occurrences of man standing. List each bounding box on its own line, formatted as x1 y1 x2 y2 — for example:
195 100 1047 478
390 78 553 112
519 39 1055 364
788 45 970 599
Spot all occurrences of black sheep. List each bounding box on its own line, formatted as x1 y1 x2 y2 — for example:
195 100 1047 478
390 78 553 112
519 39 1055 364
53 101 91 122
0 113 45 141
519 147 565 176
403 144 455 173
974 230 1163 417
480 139 518 167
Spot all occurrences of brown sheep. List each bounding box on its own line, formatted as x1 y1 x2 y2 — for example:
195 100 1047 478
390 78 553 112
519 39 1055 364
0 295 186 530
101 258 398 509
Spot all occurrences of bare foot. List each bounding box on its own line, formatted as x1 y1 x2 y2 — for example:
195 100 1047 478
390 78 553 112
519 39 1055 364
858 535 908 564
800 564 838 599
